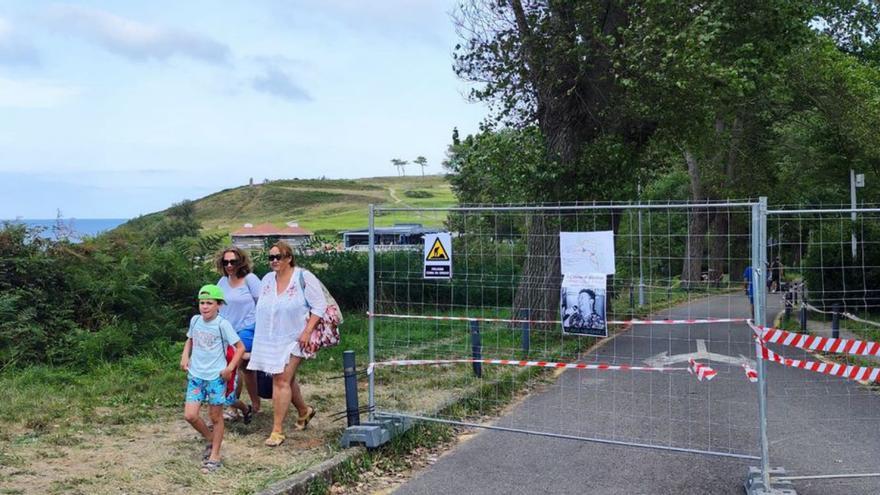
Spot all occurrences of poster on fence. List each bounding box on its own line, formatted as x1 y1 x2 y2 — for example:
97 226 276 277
560 273 608 337
559 231 616 275
423 232 452 279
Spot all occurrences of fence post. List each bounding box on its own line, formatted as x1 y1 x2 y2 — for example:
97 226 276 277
519 309 530 356
800 303 808 333
470 320 482 378
752 197 772 491
367 204 376 420
832 303 840 339
343 350 361 427
629 284 635 310
784 289 792 321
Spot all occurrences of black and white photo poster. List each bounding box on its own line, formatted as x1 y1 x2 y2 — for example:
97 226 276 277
560 273 608 337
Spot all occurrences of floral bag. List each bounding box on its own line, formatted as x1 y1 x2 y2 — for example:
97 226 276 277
298 269 343 356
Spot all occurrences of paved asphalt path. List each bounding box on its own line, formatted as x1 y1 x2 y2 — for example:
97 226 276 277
393 294 880 495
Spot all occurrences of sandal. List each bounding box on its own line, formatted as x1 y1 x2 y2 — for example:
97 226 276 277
264 431 285 447
201 443 213 461
201 459 222 474
242 405 253 425
294 406 316 431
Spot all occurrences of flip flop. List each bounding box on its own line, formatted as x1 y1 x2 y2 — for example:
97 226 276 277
201 459 222 474
294 405 316 431
264 431 285 447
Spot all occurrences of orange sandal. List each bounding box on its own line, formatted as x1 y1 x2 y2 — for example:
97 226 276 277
264 431 285 447
295 406 316 431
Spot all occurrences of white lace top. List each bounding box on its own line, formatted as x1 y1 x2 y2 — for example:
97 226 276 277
247 267 327 374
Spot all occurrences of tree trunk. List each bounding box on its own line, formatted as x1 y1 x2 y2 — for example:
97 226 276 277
513 214 562 330
708 209 728 286
682 150 707 288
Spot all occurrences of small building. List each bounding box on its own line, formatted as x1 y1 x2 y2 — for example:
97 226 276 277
342 223 441 251
231 222 313 250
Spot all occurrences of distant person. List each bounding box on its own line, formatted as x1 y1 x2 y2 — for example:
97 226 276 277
769 257 783 293
216 247 261 418
743 265 754 314
248 241 326 447
564 289 606 330
180 285 248 473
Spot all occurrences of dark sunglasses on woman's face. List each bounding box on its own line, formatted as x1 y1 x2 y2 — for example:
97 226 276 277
222 259 239 266
267 254 285 262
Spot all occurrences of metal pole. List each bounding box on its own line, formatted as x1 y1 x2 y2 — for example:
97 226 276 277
800 302 808 333
851 169 857 260
832 303 840 339
638 182 645 306
753 197 772 490
368 204 376 420
343 350 360 427
470 320 482 378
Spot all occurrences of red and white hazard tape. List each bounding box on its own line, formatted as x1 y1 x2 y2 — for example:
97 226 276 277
367 357 715 381
758 326 880 358
742 363 758 383
368 312 747 326
688 358 717 381
755 340 880 382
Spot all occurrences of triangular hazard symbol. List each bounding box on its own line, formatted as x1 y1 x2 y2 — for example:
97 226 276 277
426 238 449 261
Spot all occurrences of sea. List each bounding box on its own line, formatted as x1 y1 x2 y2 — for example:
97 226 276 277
3 218 128 240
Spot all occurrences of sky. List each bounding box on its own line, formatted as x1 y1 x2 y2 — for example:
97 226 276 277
0 1 487 219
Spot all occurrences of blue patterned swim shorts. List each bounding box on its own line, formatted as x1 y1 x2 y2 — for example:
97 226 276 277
185 374 235 406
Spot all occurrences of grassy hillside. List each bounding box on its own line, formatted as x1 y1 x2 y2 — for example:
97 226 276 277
142 175 457 237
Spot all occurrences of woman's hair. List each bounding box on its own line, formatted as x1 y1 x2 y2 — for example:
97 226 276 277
214 247 253 278
271 240 296 267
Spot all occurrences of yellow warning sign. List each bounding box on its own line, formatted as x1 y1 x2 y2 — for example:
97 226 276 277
426 238 450 261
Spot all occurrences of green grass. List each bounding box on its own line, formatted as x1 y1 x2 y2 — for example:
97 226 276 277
140 175 458 236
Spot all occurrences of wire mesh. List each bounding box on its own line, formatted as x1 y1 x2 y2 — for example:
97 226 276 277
761 208 880 491
370 203 760 458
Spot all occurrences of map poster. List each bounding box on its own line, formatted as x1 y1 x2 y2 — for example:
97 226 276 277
560 273 608 337
559 231 616 275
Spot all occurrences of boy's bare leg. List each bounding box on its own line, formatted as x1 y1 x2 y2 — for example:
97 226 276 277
207 405 224 461
184 402 212 442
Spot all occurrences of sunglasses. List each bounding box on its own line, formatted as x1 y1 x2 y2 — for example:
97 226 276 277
222 259 239 266
267 254 286 262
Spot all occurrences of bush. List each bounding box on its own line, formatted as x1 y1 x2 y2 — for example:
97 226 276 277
0 223 214 369
803 220 880 309
404 190 434 198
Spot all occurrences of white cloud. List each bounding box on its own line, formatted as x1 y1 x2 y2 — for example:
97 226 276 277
0 76 78 108
0 16 40 66
43 5 230 64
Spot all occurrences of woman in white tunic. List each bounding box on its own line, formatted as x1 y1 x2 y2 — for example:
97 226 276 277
248 241 327 447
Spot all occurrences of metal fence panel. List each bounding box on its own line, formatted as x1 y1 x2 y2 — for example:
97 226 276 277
368 203 761 460
760 207 880 492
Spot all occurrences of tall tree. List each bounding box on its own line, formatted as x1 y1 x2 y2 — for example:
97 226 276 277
453 0 880 290
414 156 428 176
391 158 408 176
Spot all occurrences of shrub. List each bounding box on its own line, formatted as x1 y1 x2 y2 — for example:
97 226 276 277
403 190 434 198
803 220 880 309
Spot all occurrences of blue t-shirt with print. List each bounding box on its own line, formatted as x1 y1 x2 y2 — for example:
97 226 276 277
187 315 240 381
